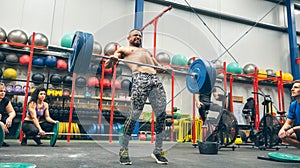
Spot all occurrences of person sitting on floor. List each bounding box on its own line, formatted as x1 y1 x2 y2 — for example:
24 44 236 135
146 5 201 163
21 87 58 145
0 83 16 147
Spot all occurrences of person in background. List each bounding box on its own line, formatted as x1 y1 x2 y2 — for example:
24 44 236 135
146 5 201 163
0 83 16 147
21 87 58 145
195 87 225 123
278 80 300 148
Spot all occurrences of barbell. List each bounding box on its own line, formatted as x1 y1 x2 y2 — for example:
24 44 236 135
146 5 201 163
65 31 216 94
15 122 59 147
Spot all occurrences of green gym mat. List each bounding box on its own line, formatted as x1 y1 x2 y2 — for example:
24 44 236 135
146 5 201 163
0 163 37 168
257 152 300 163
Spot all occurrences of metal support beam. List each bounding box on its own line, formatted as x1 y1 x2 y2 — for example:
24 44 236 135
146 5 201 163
134 0 144 29
287 0 300 79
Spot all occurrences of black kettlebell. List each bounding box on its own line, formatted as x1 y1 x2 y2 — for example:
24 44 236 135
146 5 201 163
0 51 5 62
75 76 86 87
31 72 45 84
63 74 73 86
50 74 62 85
116 65 122 76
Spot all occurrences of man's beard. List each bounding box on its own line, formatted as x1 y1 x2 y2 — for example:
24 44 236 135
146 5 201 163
132 42 141 47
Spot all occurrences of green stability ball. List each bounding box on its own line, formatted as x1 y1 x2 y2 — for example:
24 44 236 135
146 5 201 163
171 54 188 66
227 62 243 74
61 33 75 48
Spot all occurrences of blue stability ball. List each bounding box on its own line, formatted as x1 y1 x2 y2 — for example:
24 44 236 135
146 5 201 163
226 62 243 74
171 54 188 66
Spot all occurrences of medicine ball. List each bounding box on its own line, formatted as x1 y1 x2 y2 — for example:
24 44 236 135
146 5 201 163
88 77 99 87
101 78 111 88
45 56 57 67
75 76 87 87
28 33 49 47
31 72 45 84
0 27 6 42
114 80 121 89
19 54 30 64
156 52 171 64
104 68 112 74
121 79 132 90
5 53 18 63
0 52 5 62
56 59 68 69
3 68 17 79
104 42 121 56
7 29 28 48
50 74 62 85
93 41 102 54
32 57 45 67
63 89 71 96
63 75 73 86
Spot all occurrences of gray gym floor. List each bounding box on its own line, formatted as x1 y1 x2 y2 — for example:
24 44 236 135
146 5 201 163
1 139 300 168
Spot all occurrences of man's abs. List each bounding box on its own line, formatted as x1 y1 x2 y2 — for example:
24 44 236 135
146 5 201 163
124 50 157 74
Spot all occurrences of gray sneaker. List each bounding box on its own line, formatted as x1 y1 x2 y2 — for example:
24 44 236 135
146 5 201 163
119 150 132 165
151 150 168 164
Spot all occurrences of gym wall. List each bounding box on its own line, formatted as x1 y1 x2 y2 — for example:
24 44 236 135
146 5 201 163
0 0 298 119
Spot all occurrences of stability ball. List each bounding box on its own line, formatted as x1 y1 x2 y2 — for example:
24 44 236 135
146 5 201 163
283 73 293 81
93 41 102 54
171 54 188 66
61 33 75 48
212 60 223 70
3 68 17 79
0 27 6 42
156 52 170 64
227 62 243 74
104 42 121 56
7 29 28 48
243 63 257 74
28 33 49 47
266 69 275 77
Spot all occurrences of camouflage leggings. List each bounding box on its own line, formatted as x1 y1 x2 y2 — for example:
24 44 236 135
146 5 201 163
121 72 167 152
